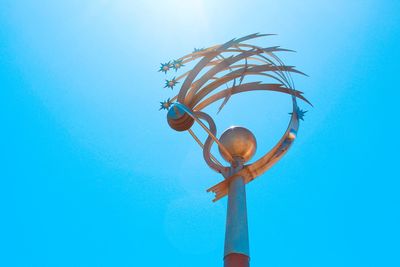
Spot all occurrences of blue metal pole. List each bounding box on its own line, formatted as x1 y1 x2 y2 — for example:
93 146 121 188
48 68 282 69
224 162 250 267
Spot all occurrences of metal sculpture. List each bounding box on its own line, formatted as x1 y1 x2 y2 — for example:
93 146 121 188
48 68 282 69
159 33 311 267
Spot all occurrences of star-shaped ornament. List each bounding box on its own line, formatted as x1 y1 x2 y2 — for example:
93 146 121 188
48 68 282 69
158 62 172 74
159 98 173 110
289 107 308 121
164 77 178 89
171 59 184 71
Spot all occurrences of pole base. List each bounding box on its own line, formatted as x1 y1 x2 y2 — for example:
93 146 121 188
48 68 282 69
224 253 250 267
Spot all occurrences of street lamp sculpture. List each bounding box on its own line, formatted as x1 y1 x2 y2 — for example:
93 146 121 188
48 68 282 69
159 33 311 267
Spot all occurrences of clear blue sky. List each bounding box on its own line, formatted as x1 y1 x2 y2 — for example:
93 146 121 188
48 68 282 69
1 1 399 266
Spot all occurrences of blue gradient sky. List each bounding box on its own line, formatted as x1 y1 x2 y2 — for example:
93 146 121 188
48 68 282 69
1 1 399 266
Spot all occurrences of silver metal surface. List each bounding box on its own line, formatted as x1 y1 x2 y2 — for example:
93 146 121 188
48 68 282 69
219 126 257 164
224 161 249 257
159 33 312 267
188 128 223 167
160 34 311 199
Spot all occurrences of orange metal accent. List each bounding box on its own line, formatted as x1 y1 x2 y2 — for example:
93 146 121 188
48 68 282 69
224 253 250 267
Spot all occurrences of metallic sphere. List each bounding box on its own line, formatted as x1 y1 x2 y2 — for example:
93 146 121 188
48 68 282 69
218 126 257 163
167 104 194 131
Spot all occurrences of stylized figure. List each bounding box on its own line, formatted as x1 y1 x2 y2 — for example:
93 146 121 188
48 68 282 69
159 33 311 267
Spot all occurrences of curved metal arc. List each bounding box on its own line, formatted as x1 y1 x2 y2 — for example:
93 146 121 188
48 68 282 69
174 103 234 164
176 50 292 103
178 45 221 63
179 55 233 81
175 57 249 84
183 53 304 108
186 62 258 102
177 38 240 103
177 51 220 104
194 111 229 174
238 43 295 53
268 51 297 89
177 34 274 103
178 49 274 84
190 64 302 107
188 128 224 168
181 45 284 69
249 53 294 89
243 106 299 180
207 103 300 202
194 82 309 111
236 43 300 88
187 49 265 98
182 57 291 99
233 32 275 44
184 62 257 103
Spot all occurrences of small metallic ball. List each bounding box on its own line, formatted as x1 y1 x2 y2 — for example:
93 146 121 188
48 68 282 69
167 105 194 132
218 126 257 163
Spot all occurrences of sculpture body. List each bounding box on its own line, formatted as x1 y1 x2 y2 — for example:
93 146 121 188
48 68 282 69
159 33 311 267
